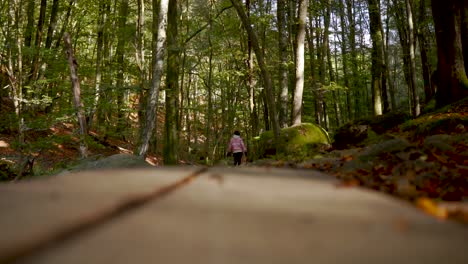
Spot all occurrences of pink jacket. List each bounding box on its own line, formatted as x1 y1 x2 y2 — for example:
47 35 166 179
228 135 247 153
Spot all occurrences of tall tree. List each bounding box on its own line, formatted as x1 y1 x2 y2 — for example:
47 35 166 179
338 0 352 120
346 0 360 118
292 0 308 125
30 0 48 82
416 0 434 103
405 0 420 116
277 0 289 128
89 0 109 129
137 0 169 157
64 33 88 159
115 0 129 134
431 0 468 107
367 0 388 115
163 0 180 164
230 0 280 143
24 0 35 48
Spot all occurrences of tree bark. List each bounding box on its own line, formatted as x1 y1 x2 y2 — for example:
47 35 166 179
346 0 360 118
339 0 351 121
136 0 146 128
277 0 289 128
292 0 308 126
115 0 129 134
406 0 420 116
163 0 179 165
54 0 74 49
417 0 434 103
137 0 169 157
30 0 47 82
230 0 280 144
24 0 35 48
431 0 468 107
246 0 259 135
63 33 88 159
89 1 108 129
7 0 24 146
45 0 59 49
367 0 385 116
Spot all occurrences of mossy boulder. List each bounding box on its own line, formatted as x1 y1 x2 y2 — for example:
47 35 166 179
333 111 410 150
257 123 330 159
402 96 468 139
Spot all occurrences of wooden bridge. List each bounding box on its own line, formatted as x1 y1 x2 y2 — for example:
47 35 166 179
1 167 467 264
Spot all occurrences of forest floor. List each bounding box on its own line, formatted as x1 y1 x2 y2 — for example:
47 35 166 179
1 100 467 224
252 99 468 224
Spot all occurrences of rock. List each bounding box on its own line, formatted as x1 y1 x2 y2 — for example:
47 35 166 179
342 138 413 172
333 111 410 150
257 123 330 158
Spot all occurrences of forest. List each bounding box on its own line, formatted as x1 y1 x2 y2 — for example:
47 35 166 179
0 0 467 182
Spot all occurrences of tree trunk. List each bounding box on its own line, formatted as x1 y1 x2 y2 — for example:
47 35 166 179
346 0 360 118
7 0 24 146
313 16 325 127
246 0 259 135
54 0 75 49
204 20 214 163
136 0 146 129
306 13 319 125
277 0 289 128
384 0 396 111
115 0 129 134
64 33 88 159
137 0 169 157
431 0 468 107
163 0 179 165
292 0 308 126
89 1 108 129
24 0 35 48
45 0 59 49
367 0 385 116
30 0 47 82
230 0 280 143
339 0 351 121
417 0 434 103
406 0 420 116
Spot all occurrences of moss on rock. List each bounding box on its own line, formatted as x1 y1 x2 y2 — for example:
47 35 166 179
258 123 330 159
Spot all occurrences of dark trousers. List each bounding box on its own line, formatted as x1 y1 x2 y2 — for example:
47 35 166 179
233 152 243 166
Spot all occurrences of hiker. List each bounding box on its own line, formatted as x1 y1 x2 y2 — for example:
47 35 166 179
227 131 247 166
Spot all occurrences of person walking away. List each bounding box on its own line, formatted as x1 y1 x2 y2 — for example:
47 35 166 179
227 131 247 166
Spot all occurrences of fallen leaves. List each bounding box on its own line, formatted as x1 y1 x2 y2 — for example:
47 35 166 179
416 198 448 219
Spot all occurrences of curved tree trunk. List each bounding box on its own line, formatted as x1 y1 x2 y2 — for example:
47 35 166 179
230 0 280 143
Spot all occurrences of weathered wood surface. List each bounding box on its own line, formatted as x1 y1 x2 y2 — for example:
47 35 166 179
1 167 467 264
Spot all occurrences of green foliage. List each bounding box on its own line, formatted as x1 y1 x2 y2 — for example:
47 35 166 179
0 160 16 181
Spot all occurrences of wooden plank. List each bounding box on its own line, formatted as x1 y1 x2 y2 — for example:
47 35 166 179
8 167 468 264
0 167 204 263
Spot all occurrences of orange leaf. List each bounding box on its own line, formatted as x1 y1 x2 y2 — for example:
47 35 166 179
416 198 448 219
